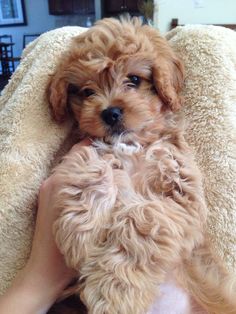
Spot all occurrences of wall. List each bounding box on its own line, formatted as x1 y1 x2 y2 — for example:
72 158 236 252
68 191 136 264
154 0 236 34
0 0 92 59
0 0 58 58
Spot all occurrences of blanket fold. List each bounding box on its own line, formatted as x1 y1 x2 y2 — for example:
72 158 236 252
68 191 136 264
166 25 236 270
0 26 87 293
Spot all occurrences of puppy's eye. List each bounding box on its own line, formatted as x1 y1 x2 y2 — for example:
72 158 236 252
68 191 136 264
82 88 95 97
127 75 141 87
68 84 79 94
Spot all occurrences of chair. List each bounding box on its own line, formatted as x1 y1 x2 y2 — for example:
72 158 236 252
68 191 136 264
23 34 41 49
0 35 20 77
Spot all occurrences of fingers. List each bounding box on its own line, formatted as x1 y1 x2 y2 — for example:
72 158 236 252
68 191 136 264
78 138 93 146
70 138 92 152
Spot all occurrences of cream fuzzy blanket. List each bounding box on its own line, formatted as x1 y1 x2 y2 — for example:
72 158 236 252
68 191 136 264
0 24 235 294
166 25 236 270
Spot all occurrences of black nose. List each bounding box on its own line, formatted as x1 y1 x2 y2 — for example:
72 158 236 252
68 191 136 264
101 107 123 126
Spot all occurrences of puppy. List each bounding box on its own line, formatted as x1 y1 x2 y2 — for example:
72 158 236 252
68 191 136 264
48 17 236 314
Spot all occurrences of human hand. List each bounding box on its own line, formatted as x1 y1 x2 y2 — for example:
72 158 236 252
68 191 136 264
0 139 90 314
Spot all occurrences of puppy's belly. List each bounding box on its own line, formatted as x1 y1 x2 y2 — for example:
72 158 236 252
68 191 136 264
147 280 207 314
147 280 191 314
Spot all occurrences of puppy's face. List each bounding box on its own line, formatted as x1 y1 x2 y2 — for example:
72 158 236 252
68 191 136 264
48 18 184 139
65 57 160 138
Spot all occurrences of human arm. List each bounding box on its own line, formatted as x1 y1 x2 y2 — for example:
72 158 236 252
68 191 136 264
0 140 90 314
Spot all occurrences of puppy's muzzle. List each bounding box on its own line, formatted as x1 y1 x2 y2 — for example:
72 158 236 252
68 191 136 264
101 107 123 126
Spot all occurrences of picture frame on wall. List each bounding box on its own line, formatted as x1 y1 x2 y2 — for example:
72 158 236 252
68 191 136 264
0 0 27 27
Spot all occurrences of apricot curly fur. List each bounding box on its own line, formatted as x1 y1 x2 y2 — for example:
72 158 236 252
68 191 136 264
48 17 236 314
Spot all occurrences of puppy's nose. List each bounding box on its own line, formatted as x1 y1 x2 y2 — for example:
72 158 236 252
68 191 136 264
101 107 123 126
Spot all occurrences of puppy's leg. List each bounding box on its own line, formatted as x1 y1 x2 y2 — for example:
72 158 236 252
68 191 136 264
147 142 236 314
177 242 236 314
53 146 118 282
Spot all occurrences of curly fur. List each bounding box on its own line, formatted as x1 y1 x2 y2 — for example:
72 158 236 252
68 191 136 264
48 17 236 314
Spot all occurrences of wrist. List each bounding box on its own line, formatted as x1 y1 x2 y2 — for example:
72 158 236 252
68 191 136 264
0 266 72 314
18 263 72 301
0 277 54 314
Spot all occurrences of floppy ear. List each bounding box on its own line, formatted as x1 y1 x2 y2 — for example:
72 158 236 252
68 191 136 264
142 26 184 111
152 54 184 111
47 69 69 123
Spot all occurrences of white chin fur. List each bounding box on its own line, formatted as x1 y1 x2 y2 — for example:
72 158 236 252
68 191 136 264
92 136 143 156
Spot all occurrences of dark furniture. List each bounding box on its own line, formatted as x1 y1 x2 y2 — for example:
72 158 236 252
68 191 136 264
0 35 20 78
48 0 139 17
171 18 236 30
103 0 139 16
48 0 95 15
0 42 14 77
0 76 8 91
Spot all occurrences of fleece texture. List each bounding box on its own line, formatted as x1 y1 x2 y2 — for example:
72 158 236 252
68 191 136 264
166 25 236 270
0 26 87 294
0 24 235 294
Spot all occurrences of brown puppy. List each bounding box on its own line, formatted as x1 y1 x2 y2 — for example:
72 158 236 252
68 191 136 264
48 17 236 314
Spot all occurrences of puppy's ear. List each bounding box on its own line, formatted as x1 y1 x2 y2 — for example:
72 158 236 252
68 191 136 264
152 54 184 111
142 26 184 111
48 69 69 123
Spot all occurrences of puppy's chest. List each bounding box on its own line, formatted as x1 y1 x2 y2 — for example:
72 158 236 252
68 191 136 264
94 140 180 196
94 141 142 176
